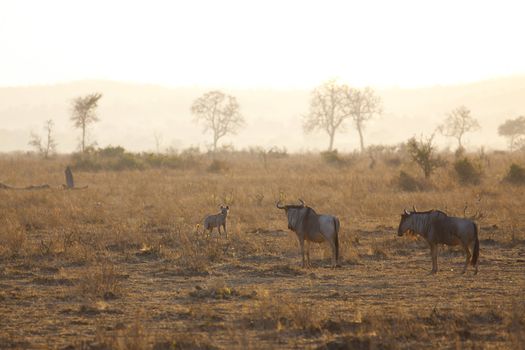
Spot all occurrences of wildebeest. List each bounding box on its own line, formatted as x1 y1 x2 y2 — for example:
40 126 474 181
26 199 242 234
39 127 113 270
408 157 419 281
397 208 479 274
276 199 340 268
203 205 229 238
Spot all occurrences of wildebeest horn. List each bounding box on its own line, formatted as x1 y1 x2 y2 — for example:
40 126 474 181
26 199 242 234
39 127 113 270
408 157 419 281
412 205 417 212
404 208 409 215
276 201 285 209
298 198 305 207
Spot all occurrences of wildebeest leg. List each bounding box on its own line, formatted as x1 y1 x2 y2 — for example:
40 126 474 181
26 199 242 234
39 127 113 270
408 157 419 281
430 244 438 274
223 223 227 239
299 238 306 268
328 240 337 268
462 243 471 274
305 240 311 268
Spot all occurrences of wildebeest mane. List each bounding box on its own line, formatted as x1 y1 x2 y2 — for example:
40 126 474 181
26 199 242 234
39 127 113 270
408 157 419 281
301 207 320 235
411 209 448 216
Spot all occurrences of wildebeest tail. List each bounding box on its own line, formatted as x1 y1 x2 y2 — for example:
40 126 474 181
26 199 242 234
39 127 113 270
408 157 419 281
334 217 340 263
471 222 479 266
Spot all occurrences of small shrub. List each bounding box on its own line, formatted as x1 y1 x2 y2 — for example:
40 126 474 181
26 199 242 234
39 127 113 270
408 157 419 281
207 159 229 173
267 146 288 159
454 146 466 159
504 163 525 185
397 171 423 192
406 135 445 178
384 156 402 168
454 157 482 185
320 150 351 167
77 263 123 300
71 146 199 171
0 217 27 258
98 145 126 157
249 292 325 332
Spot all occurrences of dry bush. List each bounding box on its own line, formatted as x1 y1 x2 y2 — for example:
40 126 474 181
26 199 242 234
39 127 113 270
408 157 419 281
207 159 230 173
76 262 124 300
507 301 525 348
248 291 326 332
92 319 151 350
397 170 426 192
454 157 483 185
0 214 28 258
320 150 354 167
504 163 525 185
338 231 360 265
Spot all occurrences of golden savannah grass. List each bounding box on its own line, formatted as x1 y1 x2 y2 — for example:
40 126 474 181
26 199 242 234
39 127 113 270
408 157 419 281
0 149 524 349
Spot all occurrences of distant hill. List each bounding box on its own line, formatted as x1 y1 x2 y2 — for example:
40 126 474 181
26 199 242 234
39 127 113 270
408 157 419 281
1 77 523 153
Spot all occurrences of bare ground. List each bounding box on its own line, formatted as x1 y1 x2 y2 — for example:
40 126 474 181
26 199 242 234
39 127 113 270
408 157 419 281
1 226 524 349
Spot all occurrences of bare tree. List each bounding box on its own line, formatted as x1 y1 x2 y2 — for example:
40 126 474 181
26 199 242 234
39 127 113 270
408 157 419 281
191 91 244 152
304 81 382 152
71 93 102 153
343 87 382 152
498 116 525 151
28 119 57 159
303 80 349 151
438 106 480 150
154 131 163 153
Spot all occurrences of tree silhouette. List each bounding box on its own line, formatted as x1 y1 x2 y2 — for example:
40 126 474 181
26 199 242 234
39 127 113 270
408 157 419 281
439 106 480 150
498 116 525 151
303 80 349 151
343 87 382 152
71 93 102 153
304 81 381 152
28 119 57 159
191 91 244 152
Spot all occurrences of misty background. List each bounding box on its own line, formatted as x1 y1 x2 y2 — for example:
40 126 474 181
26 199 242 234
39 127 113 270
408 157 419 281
0 76 523 153
1 1 524 153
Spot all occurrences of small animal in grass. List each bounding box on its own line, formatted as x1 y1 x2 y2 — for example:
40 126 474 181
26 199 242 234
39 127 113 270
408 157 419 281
203 205 230 238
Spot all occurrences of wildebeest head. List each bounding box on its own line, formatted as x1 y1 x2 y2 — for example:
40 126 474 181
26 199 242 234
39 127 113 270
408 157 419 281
276 199 318 232
398 209 413 236
276 199 304 229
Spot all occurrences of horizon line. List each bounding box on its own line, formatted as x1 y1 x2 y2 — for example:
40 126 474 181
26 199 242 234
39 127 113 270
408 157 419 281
1 73 525 91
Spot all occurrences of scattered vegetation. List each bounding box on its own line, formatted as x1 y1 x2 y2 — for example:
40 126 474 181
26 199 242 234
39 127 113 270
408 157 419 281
397 170 425 192
454 157 483 185
207 159 230 173
504 163 525 185
71 145 199 171
0 151 523 349
406 135 445 178
498 116 525 151
320 149 353 167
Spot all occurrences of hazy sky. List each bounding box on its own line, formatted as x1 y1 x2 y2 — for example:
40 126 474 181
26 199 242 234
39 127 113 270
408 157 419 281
1 0 524 89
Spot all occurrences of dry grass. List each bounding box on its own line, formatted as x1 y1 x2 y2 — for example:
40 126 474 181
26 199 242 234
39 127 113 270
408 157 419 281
0 150 524 349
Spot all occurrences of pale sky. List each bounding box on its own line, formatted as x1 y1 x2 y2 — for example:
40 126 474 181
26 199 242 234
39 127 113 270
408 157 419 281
1 0 524 89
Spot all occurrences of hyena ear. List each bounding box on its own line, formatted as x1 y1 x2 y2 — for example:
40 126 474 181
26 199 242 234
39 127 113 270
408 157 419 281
226 206 230 210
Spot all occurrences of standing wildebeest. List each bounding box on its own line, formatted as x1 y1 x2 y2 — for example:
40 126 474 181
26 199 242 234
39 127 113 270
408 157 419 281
203 205 229 238
397 208 479 274
276 199 340 268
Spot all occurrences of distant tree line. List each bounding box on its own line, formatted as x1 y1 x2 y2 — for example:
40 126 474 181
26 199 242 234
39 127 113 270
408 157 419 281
26 84 525 158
